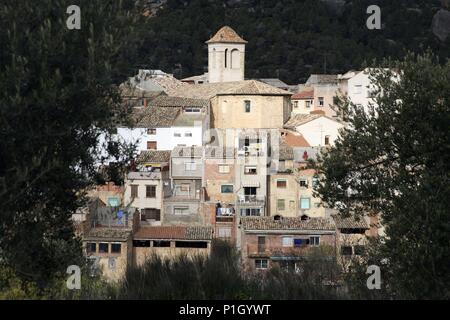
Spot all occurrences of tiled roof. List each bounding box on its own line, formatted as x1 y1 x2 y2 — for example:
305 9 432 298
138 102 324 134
332 215 369 230
242 216 335 231
148 95 209 108
206 26 247 44
256 78 289 88
306 74 339 85
291 88 314 100
134 106 181 127
134 226 213 240
84 228 131 241
281 130 311 147
137 150 171 163
284 114 323 129
204 146 235 159
151 75 189 93
172 146 203 158
166 80 291 100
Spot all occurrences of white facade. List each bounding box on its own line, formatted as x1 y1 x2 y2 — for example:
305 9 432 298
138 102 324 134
116 125 204 153
292 117 344 147
208 43 245 83
347 69 377 113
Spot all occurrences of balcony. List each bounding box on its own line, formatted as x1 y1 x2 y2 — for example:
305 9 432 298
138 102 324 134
237 195 266 205
216 207 235 222
247 244 313 259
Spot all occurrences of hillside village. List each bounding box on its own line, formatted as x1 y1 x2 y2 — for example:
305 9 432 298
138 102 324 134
74 26 384 281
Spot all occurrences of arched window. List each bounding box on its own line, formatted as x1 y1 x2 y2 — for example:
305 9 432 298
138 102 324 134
231 49 239 69
224 49 228 68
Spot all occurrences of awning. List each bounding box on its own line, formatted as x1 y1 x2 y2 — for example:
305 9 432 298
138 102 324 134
242 181 260 188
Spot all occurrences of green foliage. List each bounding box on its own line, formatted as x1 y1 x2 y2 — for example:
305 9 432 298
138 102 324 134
134 0 449 83
314 52 450 299
113 241 346 300
0 0 140 289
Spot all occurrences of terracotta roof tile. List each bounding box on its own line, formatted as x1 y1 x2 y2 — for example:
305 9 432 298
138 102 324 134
281 130 311 147
172 146 203 158
134 226 213 240
84 228 131 241
148 95 209 107
206 26 247 44
137 150 171 163
332 215 369 230
134 106 181 127
291 88 314 100
242 216 335 231
166 80 291 99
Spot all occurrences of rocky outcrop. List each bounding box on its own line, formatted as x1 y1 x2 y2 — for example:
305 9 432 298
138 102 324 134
432 9 450 41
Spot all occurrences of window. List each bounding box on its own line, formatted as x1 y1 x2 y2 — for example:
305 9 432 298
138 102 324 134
184 132 192 137
299 178 308 188
282 237 293 247
240 208 261 216
231 49 240 69
174 207 189 215
244 100 251 113
293 101 298 108
341 246 353 256
147 128 156 135
300 198 310 209
258 236 266 252
218 227 232 238
133 240 151 247
185 162 197 171
98 243 109 253
87 242 96 254
318 97 324 107
294 238 310 247
142 208 160 221
244 166 257 175
175 241 208 248
174 132 181 137
277 199 285 211
221 184 233 194
224 49 228 68
146 185 156 198
153 241 171 247
147 141 157 150
130 185 138 198
325 135 330 146
306 100 311 108
185 107 201 113
255 259 268 269
310 236 320 246
354 245 365 255
111 243 121 254
218 164 230 173
354 85 362 94
277 179 287 188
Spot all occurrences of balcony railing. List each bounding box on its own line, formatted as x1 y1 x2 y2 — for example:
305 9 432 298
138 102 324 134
247 244 314 258
237 195 265 205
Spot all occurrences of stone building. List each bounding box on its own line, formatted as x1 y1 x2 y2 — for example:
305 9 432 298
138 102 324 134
240 216 336 272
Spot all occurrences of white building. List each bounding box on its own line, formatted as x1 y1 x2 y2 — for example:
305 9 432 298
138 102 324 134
284 114 345 147
116 96 210 153
207 26 247 83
